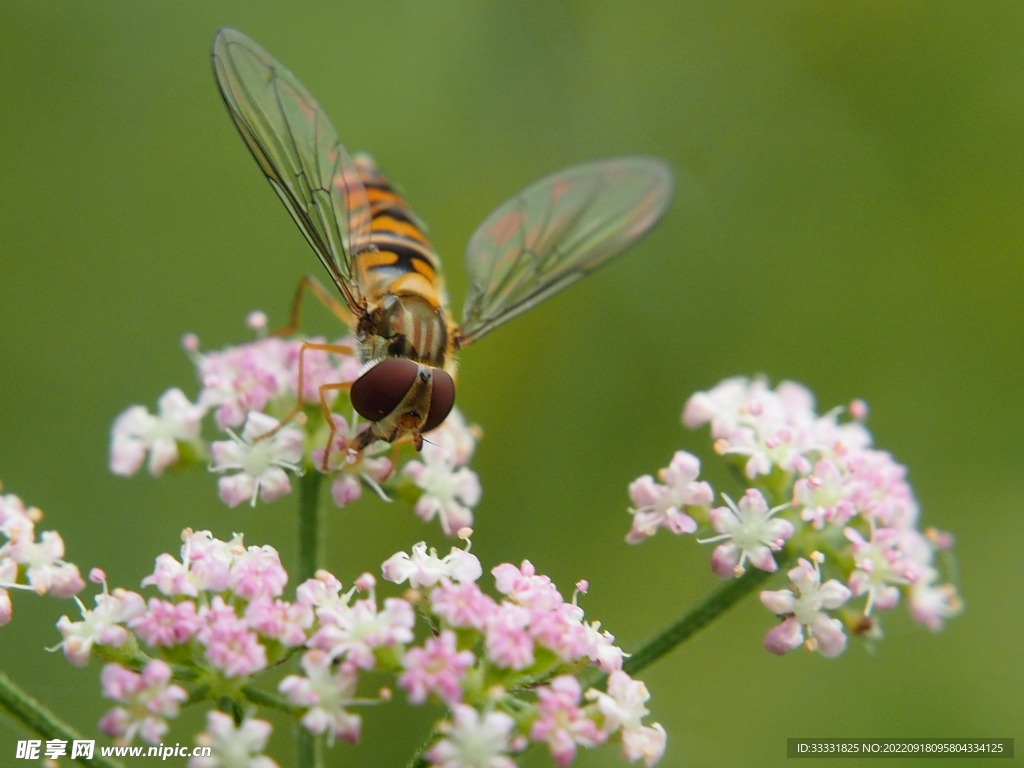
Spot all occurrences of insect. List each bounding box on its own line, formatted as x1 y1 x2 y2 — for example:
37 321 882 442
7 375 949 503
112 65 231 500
211 28 673 464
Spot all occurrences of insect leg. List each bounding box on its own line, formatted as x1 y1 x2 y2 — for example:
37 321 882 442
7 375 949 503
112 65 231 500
254 341 354 442
318 381 353 471
272 275 355 337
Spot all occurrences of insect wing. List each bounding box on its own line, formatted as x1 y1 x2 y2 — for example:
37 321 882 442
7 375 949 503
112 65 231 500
211 28 372 309
459 157 673 345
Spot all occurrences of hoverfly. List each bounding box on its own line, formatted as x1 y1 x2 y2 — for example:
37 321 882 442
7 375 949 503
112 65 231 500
211 28 673 463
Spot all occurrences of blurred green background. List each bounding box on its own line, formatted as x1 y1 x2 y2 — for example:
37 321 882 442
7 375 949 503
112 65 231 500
1 2 1022 766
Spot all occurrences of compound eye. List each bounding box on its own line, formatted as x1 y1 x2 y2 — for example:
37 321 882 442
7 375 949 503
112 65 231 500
350 358 419 422
422 369 455 433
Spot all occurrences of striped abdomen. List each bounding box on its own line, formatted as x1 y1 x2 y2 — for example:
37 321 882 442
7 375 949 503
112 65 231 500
353 155 446 306
352 155 452 367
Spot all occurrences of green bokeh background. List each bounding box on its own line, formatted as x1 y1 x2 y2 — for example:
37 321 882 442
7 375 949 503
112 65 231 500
1 2 1022 766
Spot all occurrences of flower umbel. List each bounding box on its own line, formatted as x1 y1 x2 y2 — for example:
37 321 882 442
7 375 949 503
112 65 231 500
108 313 485 534
627 376 961 658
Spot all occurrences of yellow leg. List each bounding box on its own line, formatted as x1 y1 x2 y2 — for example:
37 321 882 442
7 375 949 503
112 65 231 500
254 341 353 442
318 382 354 471
272 275 355 337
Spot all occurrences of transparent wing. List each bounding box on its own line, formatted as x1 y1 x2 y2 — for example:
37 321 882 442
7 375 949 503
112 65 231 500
211 28 372 309
459 157 673 345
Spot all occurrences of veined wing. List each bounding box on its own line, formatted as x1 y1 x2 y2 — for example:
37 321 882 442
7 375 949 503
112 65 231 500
212 28 372 309
458 157 673 346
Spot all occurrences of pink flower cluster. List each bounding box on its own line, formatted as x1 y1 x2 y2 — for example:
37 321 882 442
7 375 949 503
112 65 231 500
98 660 187 745
44 526 661 766
402 409 483 535
51 529 388 752
0 489 85 625
107 313 483 533
383 542 665 767
628 376 962 657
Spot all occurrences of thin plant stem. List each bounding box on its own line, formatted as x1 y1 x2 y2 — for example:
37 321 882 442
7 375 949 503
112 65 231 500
298 470 323 585
296 469 324 768
0 670 125 768
241 684 301 715
624 565 778 673
582 554 789 690
297 726 323 768
406 551 791 768
405 727 440 768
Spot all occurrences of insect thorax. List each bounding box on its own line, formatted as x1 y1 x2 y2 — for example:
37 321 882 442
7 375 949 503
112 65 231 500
358 293 450 368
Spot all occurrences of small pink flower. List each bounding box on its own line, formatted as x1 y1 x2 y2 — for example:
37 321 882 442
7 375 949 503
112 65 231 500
794 459 856 530
246 310 268 331
845 449 919 529
308 596 414 670
684 377 817 478
382 541 483 588
403 444 481 536
626 451 712 543
430 580 498 631
197 596 267 677
583 620 625 673
312 414 393 507
245 598 313 646
529 602 590 662
109 388 205 477
141 530 236 597
98 660 187 745
400 630 474 705
189 710 279 768
198 336 293 430
331 474 363 507
280 649 362 746
423 407 481 468
485 603 534 670
0 493 36 543
296 570 348 612
530 676 605 767
56 586 145 666
7 530 85 597
586 671 666 766
844 526 908 613
908 566 963 631
130 598 200 647
682 376 750 430
142 553 195 597
230 545 288 601
426 705 516 768
760 554 852 658
0 589 12 628
354 572 376 592
210 412 303 508
492 560 563 611
701 490 793 578
622 724 668 767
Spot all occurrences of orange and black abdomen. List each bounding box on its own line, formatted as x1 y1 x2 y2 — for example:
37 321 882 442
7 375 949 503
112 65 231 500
352 155 452 368
352 156 446 308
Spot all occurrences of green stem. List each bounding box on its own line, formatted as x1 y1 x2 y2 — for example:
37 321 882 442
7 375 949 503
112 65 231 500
0 670 124 768
622 556 785 676
297 469 323 768
297 726 323 768
241 684 301 714
405 727 440 768
298 470 323 585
